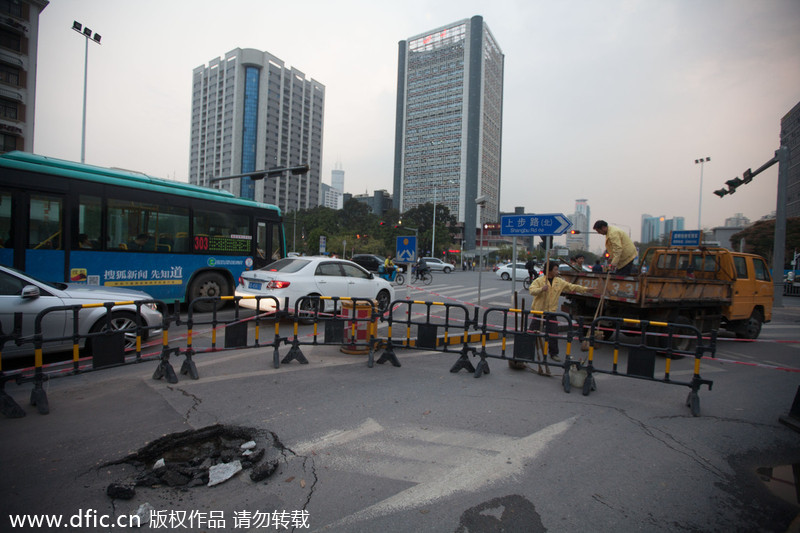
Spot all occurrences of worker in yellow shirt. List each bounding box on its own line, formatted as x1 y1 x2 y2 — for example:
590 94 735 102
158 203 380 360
593 220 637 275
529 261 593 361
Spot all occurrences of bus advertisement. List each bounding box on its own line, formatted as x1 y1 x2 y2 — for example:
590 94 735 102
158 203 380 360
0 152 286 311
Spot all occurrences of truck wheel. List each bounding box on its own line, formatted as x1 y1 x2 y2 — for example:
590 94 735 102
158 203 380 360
670 316 695 354
736 310 762 340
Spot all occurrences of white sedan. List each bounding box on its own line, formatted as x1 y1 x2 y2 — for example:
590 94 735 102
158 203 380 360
495 262 533 281
236 257 395 315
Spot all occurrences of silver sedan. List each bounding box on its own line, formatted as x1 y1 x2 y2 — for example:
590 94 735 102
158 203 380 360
0 264 163 359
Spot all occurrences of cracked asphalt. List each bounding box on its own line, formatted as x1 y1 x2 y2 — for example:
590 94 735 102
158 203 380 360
1 305 799 532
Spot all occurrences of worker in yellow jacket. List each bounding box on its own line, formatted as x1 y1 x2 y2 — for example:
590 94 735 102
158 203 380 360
529 261 593 361
593 220 637 275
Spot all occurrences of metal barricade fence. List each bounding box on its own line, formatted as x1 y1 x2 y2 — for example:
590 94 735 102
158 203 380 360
378 299 478 368
451 308 574 379
281 296 380 368
1 298 170 417
572 315 715 416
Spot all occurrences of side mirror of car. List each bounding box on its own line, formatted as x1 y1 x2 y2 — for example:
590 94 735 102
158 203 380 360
368 273 374 280
21 285 40 299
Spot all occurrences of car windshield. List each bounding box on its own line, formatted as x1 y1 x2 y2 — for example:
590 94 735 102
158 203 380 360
258 258 310 273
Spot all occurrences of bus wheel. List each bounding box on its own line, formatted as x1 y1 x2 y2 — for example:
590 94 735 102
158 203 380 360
189 272 229 312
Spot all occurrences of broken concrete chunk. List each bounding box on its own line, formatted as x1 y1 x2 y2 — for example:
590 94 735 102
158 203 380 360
208 460 242 487
240 440 257 450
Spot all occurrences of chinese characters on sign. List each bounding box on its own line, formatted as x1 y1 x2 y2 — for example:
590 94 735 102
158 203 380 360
499 214 572 236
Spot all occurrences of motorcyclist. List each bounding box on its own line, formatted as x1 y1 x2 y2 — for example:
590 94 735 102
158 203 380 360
415 256 429 280
384 256 396 280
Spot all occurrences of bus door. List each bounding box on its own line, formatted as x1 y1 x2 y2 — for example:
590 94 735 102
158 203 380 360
25 194 66 281
255 220 274 270
0 191 15 269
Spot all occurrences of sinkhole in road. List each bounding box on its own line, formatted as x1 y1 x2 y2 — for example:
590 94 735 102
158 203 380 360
757 464 800 507
106 424 285 498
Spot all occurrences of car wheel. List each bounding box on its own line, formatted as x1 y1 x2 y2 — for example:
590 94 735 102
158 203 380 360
298 295 321 324
189 271 229 312
444 266 452 274
376 289 391 313
88 311 145 352
501 272 510 280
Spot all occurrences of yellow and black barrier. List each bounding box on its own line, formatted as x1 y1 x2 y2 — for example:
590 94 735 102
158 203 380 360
569 315 715 416
280 296 380 368
376 299 481 368
4 299 170 416
178 294 287 373
452 309 574 378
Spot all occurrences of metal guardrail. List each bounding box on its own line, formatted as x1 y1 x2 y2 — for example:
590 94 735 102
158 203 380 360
1 295 717 418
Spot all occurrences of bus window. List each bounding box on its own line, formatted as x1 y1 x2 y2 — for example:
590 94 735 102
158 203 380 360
77 195 101 249
29 195 62 250
193 210 250 253
0 193 11 248
107 198 188 252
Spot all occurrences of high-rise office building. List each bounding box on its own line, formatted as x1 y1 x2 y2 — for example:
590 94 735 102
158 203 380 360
189 48 325 212
0 0 48 154
781 100 800 218
331 165 344 194
393 16 504 252
566 199 590 250
642 215 684 243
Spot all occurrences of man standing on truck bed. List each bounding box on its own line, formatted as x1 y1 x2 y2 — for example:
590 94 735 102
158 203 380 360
593 220 637 276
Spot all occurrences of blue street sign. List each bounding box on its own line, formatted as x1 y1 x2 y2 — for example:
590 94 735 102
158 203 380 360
500 213 572 236
396 235 417 263
670 230 701 247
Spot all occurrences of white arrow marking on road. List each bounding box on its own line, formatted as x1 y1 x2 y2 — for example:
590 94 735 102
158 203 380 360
320 416 577 529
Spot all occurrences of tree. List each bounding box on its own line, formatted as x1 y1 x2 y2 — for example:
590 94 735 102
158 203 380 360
730 217 800 268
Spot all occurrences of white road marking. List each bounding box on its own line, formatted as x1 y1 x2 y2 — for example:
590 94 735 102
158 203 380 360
305 417 577 528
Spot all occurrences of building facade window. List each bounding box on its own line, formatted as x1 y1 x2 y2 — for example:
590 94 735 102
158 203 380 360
240 66 260 200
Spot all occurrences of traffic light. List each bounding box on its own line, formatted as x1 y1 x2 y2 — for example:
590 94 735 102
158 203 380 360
715 168 754 198
604 251 610 260
379 221 386 226
569 229 581 235
356 234 361 239
538 236 553 250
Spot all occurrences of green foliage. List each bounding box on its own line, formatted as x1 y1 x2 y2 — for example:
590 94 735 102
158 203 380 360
731 217 800 267
284 201 460 259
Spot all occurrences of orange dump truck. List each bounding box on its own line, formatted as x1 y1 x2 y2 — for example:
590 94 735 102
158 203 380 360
561 246 774 341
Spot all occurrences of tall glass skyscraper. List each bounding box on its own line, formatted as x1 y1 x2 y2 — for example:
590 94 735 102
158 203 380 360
189 48 325 212
393 16 504 252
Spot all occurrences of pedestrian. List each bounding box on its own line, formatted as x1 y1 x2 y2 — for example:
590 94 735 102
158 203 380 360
529 261 594 361
574 254 586 271
592 260 603 273
593 220 637 276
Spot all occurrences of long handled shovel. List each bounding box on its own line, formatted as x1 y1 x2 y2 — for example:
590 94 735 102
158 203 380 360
581 270 611 351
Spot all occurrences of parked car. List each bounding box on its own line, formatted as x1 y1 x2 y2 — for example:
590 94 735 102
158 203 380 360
236 257 395 315
421 257 453 273
352 254 406 273
0 264 163 359
495 262 533 281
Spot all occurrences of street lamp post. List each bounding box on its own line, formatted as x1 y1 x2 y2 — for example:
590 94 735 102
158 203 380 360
695 157 711 231
72 21 102 164
476 196 487 309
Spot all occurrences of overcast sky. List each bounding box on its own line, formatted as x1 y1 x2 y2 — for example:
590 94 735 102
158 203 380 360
33 0 800 245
